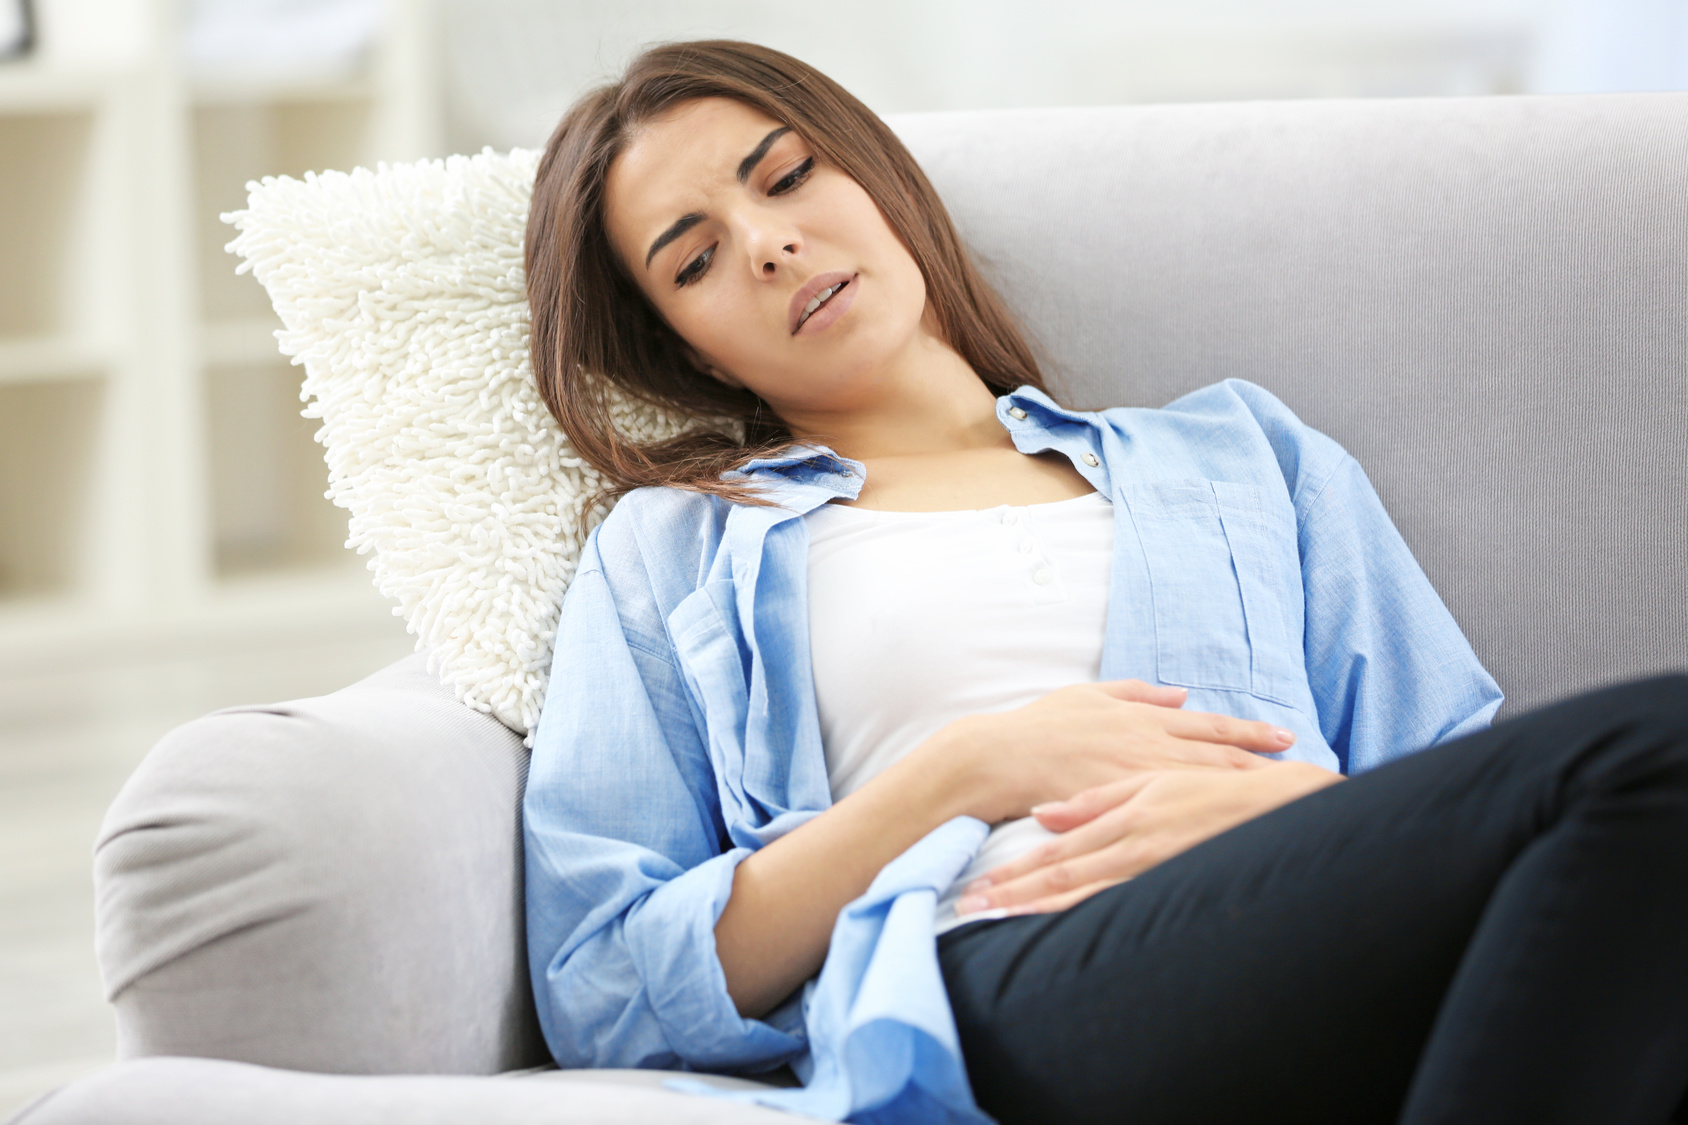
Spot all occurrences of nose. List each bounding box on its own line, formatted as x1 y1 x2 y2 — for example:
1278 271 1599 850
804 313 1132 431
736 209 800 279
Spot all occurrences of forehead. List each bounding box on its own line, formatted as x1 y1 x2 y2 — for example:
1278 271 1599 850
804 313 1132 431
604 98 788 243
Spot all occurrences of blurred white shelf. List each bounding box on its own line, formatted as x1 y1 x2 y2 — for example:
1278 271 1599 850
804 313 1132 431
0 565 402 675
189 72 373 108
0 337 108 384
0 66 117 114
201 317 286 366
0 0 441 679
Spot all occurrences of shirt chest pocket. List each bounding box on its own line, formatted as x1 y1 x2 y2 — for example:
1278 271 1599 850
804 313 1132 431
1126 479 1304 705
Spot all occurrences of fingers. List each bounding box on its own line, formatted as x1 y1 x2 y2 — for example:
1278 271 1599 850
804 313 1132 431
961 793 1154 909
1153 738 1279 772
959 830 1156 915
1031 775 1153 831
1093 682 1298 755
1158 709 1297 755
1095 679 1188 708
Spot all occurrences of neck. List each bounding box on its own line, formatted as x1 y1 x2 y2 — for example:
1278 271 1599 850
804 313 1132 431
775 322 1012 464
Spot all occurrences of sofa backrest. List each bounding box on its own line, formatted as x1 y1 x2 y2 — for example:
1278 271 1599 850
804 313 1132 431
893 94 1688 716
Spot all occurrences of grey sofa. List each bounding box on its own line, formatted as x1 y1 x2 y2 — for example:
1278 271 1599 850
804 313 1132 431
12 93 1687 1124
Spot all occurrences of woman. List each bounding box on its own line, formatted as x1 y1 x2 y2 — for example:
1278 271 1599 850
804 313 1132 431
521 40 1688 1125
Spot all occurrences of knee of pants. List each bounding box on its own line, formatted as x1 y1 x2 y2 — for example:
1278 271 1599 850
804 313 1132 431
1590 672 1688 726
1563 672 1688 776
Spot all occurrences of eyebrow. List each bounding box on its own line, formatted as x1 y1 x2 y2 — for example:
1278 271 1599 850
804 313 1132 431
641 127 794 272
737 126 791 183
645 211 705 271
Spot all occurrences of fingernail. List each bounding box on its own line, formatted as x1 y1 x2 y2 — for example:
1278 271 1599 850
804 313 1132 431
956 894 989 915
963 877 989 894
1274 728 1296 745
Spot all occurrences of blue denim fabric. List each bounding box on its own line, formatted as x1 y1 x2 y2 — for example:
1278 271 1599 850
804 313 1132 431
523 378 1503 1122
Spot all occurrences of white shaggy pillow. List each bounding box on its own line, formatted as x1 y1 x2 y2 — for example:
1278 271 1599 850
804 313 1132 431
223 149 691 742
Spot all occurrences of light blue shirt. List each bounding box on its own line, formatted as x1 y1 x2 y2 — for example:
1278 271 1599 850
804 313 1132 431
523 378 1504 1123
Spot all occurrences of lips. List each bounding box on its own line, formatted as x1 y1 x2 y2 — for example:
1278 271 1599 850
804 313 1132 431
788 270 856 335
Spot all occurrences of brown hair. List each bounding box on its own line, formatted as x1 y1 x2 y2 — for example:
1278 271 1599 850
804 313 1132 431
525 39 1048 504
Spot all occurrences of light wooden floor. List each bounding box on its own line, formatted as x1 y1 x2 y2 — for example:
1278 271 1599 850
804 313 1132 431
0 625 416 1121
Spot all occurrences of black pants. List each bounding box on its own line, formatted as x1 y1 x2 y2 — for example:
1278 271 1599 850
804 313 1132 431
938 674 1688 1125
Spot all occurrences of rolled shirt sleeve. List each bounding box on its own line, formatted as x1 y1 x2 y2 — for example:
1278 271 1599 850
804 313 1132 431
1159 379 1503 773
523 535 805 1071
1295 452 1504 773
1217 379 1504 773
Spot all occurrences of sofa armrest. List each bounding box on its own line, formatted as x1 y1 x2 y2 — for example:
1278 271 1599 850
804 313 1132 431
93 654 550 1075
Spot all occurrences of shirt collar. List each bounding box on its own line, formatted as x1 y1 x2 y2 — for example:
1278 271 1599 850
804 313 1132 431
723 443 864 514
726 385 1112 508
996 385 1116 495
996 384 1101 430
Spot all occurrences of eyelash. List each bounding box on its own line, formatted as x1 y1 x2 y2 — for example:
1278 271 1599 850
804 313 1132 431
771 156 815 196
675 247 712 287
675 156 816 287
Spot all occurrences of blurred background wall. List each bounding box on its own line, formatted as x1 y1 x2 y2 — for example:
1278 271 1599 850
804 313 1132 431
1 0 1685 1117
438 0 1688 153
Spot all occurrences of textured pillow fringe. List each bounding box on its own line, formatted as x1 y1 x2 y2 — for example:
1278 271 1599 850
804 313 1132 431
223 149 689 742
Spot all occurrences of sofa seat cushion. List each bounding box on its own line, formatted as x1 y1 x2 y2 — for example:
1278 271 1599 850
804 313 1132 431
8 1058 793 1125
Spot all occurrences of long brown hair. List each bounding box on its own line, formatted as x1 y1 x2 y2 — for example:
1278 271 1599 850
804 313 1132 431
525 39 1048 503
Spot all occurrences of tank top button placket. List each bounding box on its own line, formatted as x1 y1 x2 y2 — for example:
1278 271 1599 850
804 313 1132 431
1005 505 1064 603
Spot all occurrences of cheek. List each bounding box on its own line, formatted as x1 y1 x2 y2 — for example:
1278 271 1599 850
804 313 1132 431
670 284 759 365
846 201 925 304
875 235 928 327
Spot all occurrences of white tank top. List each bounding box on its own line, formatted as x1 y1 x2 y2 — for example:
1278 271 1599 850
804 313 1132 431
804 490 1114 932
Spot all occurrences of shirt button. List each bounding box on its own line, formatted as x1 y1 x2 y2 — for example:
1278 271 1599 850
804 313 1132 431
1008 407 1028 420
1033 568 1053 585
1082 452 1099 467
1018 539 1034 554
1002 511 1020 526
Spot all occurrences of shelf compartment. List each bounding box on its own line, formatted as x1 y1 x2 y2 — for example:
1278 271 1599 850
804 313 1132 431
192 96 374 323
205 359 353 579
0 379 103 602
0 109 95 341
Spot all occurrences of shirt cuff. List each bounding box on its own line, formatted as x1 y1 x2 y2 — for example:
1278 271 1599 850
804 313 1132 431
624 846 808 1071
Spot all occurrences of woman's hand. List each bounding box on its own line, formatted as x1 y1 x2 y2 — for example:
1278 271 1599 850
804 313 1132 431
716 679 1296 1017
954 762 1344 919
938 680 1301 826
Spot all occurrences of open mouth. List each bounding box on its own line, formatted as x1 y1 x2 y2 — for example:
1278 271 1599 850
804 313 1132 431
796 278 850 331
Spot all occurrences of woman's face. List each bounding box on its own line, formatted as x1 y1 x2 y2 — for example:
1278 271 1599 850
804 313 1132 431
602 97 933 423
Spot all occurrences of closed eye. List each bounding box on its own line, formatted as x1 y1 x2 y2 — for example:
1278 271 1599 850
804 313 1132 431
770 156 815 195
